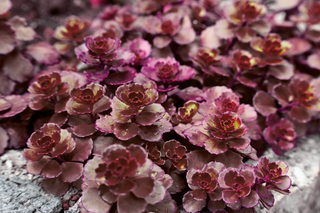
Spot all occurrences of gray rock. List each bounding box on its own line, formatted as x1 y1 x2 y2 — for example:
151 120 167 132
0 175 62 213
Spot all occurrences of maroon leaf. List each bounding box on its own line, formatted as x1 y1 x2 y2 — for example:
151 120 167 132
186 150 215 170
183 191 206 213
241 190 259 208
59 162 83 183
253 91 277 117
93 96 111 114
0 22 15 54
144 180 166 204
268 60 294 80
22 149 42 161
204 137 228 155
114 122 140 140
109 179 136 195
42 178 70 197
95 115 116 134
138 119 172 142
104 67 136 85
49 112 69 127
64 137 93 162
0 126 9 155
117 192 147 213
82 187 112 213
135 103 165 126
41 160 62 178
73 123 97 137
132 177 155 198
3 50 34 83
26 156 51 175
208 200 226 212
25 42 61 65
289 105 311 123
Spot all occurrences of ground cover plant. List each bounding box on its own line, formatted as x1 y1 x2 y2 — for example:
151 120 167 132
1 0 320 212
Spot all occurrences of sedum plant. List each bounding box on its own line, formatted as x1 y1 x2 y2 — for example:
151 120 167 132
5 0 320 212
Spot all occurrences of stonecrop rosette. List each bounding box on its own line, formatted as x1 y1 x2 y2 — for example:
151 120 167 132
23 123 75 161
96 82 172 141
75 35 135 67
141 57 195 92
218 168 259 209
183 162 226 213
28 71 70 111
66 82 111 115
81 144 173 213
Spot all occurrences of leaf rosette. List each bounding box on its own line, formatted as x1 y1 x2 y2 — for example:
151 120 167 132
81 144 172 213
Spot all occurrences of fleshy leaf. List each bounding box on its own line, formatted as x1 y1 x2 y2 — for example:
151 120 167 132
118 192 147 213
114 122 140 140
183 191 206 213
82 187 111 213
8 16 36 41
253 91 277 117
25 42 61 65
0 22 15 54
64 137 93 162
42 178 70 197
59 162 83 183
3 50 34 83
0 127 9 155
41 160 62 178
135 103 165 126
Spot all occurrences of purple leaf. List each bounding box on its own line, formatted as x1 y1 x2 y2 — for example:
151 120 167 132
63 137 93 162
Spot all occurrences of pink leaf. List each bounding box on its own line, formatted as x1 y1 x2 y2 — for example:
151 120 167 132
3 50 34 83
0 22 15 54
8 16 36 41
25 42 61 65
82 187 111 213
287 38 311 55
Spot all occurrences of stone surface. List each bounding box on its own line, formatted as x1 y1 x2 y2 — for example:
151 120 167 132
0 150 80 213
